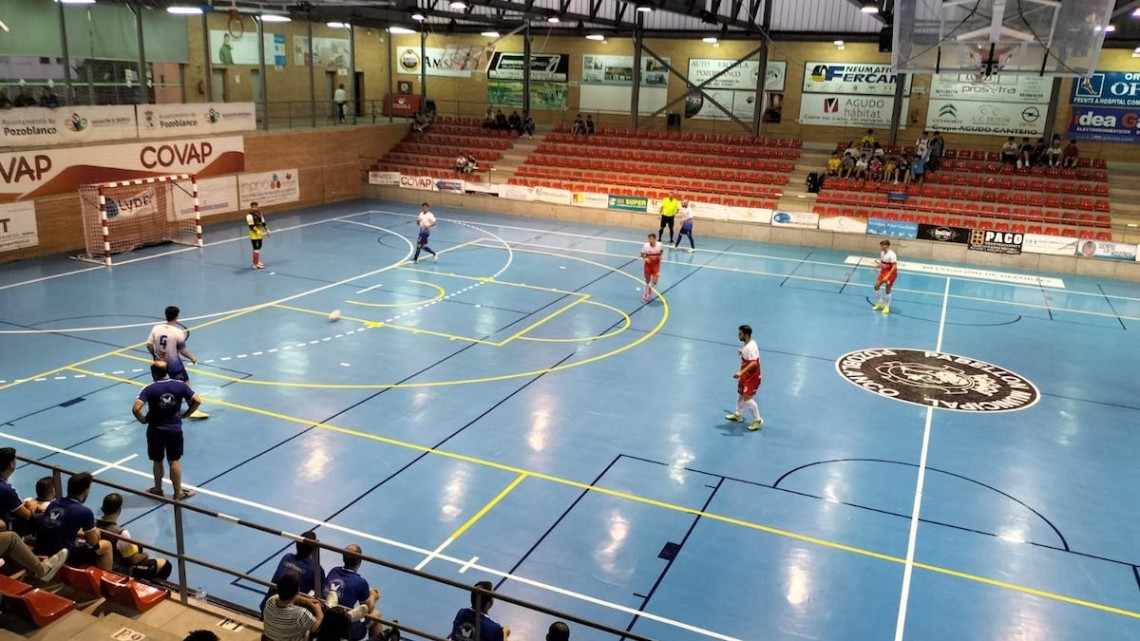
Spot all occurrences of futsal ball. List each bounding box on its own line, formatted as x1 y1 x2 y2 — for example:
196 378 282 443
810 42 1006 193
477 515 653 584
328 310 342 321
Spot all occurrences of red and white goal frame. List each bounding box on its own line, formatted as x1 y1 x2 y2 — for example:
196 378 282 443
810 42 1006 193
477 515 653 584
76 174 202 266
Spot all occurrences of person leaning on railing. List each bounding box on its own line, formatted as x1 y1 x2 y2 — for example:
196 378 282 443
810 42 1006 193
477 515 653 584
262 572 324 641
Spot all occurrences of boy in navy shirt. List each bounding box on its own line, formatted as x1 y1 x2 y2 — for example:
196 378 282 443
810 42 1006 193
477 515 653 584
448 581 510 641
323 544 382 640
133 363 202 501
261 530 325 611
34 472 113 570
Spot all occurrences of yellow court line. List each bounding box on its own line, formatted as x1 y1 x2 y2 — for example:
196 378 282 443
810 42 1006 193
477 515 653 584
398 267 584 295
514 299 632 343
347 280 446 309
369 322 501 346
63 366 1140 622
497 295 590 346
447 473 528 541
272 303 378 326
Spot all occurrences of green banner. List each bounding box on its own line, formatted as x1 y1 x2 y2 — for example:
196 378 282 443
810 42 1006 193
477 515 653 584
608 195 648 212
487 80 568 111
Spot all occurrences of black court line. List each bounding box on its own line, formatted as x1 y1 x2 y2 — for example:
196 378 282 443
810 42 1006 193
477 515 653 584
1041 392 1140 413
1098 284 1128 331
837 262 860 295
1039 282 1055 321
778 251 812 288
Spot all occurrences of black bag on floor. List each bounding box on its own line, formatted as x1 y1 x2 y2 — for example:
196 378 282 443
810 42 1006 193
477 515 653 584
806 172 822 194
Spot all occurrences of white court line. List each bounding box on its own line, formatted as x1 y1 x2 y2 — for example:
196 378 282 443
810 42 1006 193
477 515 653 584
893 276 951 641
0 428 743 641
459 556 479 574
414 538 455 572
94 453 137 475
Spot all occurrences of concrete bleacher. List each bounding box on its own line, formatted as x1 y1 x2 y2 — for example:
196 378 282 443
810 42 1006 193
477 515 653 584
373 116 522 182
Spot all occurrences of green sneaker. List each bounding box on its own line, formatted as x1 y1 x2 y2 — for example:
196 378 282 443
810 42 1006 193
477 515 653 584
747 418 764 431
725 413 744 422
872 302 883 311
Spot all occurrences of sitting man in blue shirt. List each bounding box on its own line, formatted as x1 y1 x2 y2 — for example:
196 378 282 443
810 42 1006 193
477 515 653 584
0 447 34 535
448 581 510 641
34 471 113 570
261 530 325 612
323 544 382 640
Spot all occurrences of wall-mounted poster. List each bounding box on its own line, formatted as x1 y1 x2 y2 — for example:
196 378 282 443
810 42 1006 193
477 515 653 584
293 36 350 72
926 74 1050 136
580 54 670 115
685 59 787 120
487 81 568 111
210 31 286 66
397 45 490 78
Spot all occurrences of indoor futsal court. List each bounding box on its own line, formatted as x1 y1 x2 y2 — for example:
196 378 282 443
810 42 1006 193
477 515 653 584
2 199 1140 641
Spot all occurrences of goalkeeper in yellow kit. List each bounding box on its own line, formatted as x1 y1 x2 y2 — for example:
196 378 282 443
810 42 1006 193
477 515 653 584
246 201 270 269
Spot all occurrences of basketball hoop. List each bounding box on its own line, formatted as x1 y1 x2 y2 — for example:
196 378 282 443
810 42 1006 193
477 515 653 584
228 1 245 39
967 42 1020 78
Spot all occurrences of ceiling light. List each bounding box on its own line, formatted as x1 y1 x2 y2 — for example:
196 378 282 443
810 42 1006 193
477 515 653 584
833 39 844 46
167 5 203 14
1105 24 1116 33
449 0 467 8
327 22 347 28
56 0 95 4
389 26 416 34
586 34 606 41
481 31 500 37
260 14 290 23
702 37 717 43
0 19 7 31
1133 7 1140 18
547 15 560 23
635 1 654 12
860 1 878 13
411 11 425 21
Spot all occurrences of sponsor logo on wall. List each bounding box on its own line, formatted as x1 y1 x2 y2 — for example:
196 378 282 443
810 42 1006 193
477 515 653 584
1021 233 1079 256
398 175 435 191
239 169 299 209
572 192 610 209
770 211 819 229
800 95 907 128
1066 107 1140 143
1 106 137 148
916 223 970 244
173 176 238 220
141 103 256 137
927 99 1046 137
968 229 1023 255
0 201 38 252
866 218 918 238
1077 239 1139 261
608 194 648 212
1071 71 1140 108
367 171 401 186
835 348 1040 412
802 62 911 96
106 187 158 220
487 53 570 82
397 45 489 78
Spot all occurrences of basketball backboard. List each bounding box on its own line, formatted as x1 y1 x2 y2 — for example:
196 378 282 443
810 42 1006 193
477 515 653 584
893 0 1115 77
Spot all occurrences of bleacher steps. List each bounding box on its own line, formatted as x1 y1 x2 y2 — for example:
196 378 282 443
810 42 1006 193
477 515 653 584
0 609 97 641
134 595 263 641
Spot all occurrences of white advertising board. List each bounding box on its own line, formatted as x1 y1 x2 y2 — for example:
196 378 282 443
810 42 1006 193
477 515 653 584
1076 239 1139 261
1021 233 1079 256
799 95 909 128
533 186 573 205
499 184 533 201
0 201 38 252
928 74 1051 103
174 176 239 220
367 171 401 186
686 59 787 91
138 103 256 138
818 215 868 234
802 62 911 96
239 169 299 209
398 175 436 191
396 45 489 78
0 106 137 149
926 99 1048 136
572 192 609 209
725 205 773 225
771 211 819 229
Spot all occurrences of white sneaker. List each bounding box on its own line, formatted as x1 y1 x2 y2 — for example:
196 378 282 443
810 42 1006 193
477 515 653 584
433 254 438 262
40 548 69 581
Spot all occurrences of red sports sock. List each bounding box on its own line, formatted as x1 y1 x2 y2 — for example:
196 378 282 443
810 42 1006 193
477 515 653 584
253 250 260 265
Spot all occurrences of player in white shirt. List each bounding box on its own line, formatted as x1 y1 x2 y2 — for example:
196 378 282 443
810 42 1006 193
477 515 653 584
674 203 695 252
724 324 763 431
640 233 664 302
872 239 898 315
412 203 438 263
146 306 207 418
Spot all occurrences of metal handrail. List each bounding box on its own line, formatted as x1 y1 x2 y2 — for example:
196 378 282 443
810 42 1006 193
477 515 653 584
14 454 661 641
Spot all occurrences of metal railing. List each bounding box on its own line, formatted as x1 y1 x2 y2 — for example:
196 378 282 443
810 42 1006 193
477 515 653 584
13 454 662 641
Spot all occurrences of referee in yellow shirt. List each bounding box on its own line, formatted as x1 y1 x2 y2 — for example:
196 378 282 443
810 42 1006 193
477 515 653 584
658 194 680 245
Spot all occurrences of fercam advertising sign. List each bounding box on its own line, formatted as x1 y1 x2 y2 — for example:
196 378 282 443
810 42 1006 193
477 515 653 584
802 62 912 96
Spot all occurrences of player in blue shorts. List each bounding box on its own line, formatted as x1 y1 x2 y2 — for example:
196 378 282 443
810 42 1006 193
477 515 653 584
412 202 438 263
133 363 202 500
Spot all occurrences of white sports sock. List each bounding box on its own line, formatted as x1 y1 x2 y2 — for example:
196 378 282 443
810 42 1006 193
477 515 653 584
744 399 760 420
875 289 883 303
735 397 744 414
885 293 892 305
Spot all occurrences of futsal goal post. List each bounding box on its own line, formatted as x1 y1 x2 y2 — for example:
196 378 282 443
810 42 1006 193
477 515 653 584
76 174 202 266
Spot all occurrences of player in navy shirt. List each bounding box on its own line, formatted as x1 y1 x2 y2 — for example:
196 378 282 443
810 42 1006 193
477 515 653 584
448 581 509 641
323 544 382 640
260 530 325 611
133 363 202 501
0 447 33 534
34 472 113 570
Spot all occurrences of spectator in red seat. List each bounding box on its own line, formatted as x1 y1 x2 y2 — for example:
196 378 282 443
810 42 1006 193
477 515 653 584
1031 137 1048 166
521 112 535 138
96 493 172 581
494 110 508 130
839 142 858 178
571 114 585 137
915 130 930 166
1062 139 1079 168
853 153 870 183
1046 135 1063 167
456 154 469 175
885 155 900 184
826 152 842 177
263 572 324 641
508 111 522 133
33 472 114 571
0 530 67 581
585 115 595 135
869 155 884 182
412 112 429 133
466 154 479 173
908 154 925 185
927 131 945 172
1016 137 1034 169
896 154 913 185
482 108 495 129
1001 136 1018 165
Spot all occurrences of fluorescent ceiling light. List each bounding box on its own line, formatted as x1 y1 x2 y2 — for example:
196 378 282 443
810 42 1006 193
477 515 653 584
56 0 96 4
702 37 717 43
327 22 347 28
0 19 7 31
260 14 290 23
860 2 878 13
547 15 560 22
449 0 467 8
411 11 425 21
389 26 416 34
1133 7 1140 18
166 5 203 14
833 39 844 46
1105 24 1116 33
635 2 654 12
481 31 500 37
585 34 606 41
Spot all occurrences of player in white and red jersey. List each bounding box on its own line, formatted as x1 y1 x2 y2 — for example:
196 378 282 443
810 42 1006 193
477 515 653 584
640 233 664 302
873 239 898 315
725 324 763 431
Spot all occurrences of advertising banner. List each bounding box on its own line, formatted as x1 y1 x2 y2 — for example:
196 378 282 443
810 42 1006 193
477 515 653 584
293 36 350 71
1076 239 1139 261
818 215 868 234
968 229 1023 255
367 171 401 186
398 175 436 191
173 176 238 220
929 74 1050 102
0 106 137 149
397 45 489 78
686 59 787 91
106 187 158 220
771 211 819 229
434 179 465 193
0 136 245 202
866 218 918 238
239 170 299 209
0 201 37 252
463 181 500 195
384 95 421 118
533 186 572 205
210 30 287 67
582 54 670 86
1065 107 1140 143
926 99 1047 137
916 223 970 244
138 103 256 138
499 184 533 201
802 62 911 96
487 81 568 111
799 95 909 128
1021 233 1079 256
608 194 648 212
726 206 773 224
1071 71 1140 108
487 53 569 82
572 192 609 209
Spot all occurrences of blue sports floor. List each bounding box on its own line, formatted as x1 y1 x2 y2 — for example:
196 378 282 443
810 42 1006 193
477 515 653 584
2 200 1140 641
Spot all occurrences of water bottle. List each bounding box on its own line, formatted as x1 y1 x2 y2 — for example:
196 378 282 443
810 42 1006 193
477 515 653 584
193 586 207 604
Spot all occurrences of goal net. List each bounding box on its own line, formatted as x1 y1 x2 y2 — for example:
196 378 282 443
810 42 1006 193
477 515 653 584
77 174 202 266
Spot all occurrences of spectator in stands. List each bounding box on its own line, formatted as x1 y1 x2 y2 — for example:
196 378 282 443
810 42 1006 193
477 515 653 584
0 88 11 109
1031 137 1048 166
1046 136 1063 167
853 153 870 183
1001 136 1019 165
896 154 913 185
456 154 469 175
868 155 884 183
483 108 496 130
1062 139 1079 168
38 86 59 109
34 471 114 570
17 476 55 539
0 447 33 534
494 110 508 130
412 112 429 133
184 632 220 641
839 142 858 178
585 114 596 135
1016 137 1034 169
466 154 479 174
263 572 324 641
323 544 383 641
0 530 68 581
884 155 900 184
571 114 585 137
448 580 510 641
261 530 325 612
521 112 536 138
907 153 925 185
927 131 945 172
871 142 885 159
825 152 842 177
547 622 570 641
317 603 398 641
97 493 172 581
508 111 522 133
915 131 930 166
860 128 876 147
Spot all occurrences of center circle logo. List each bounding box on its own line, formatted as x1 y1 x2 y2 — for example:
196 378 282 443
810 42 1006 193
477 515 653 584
835 348 1039 412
